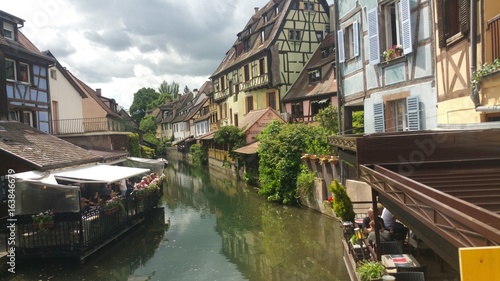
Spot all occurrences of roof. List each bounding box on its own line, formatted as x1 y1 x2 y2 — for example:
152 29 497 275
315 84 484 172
197 130 216 140
44 51 88 99
282 32 337 102
211 0 332 78
234 141 260 154
0 121 102 170
198 80 213 95
66 71 122 119
1 30 54 64
172 135 194 146
238 107 284 131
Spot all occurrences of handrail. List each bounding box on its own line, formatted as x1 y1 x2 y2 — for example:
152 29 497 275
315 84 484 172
52 117 137 135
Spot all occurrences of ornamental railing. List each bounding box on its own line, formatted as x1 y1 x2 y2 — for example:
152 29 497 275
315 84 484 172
52 117 137 135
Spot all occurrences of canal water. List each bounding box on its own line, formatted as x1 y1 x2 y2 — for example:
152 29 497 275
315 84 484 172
2 159 349 281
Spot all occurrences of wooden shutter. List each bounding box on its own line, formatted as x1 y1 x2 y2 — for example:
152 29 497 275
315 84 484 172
337 29 345 63
400 0 412 54
367 8 380 65
353 21 359 57
436 0 446 47
406 96 420 131
373 103 385 132
459 0 470 34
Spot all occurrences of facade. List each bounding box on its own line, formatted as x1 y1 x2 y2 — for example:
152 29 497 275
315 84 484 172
0 10 54 133
282 32 337 123
434 0 500 127
210 0 331 128
336 0 436 133
45 51 88 134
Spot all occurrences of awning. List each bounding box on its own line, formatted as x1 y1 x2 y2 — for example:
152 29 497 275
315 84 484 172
53 164 150 184
313 98 329 104
172 135 194 146
234 141 260 155
127 157 168 165
11 171 79 190
197 130 216 140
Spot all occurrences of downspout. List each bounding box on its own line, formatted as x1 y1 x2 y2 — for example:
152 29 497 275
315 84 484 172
470 0 480 107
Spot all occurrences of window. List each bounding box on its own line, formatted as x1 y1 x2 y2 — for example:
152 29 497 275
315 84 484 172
373 96 420 133
50 69 57 80
289 30 301 41
259 58 265 75
304 2 315 12
292 102 303 118
5 59 16 80
244 39 251 52
309 69 321 83
267 92 276 110
3 22 14 40
264 14 268 23
438 0 469 47
367 0 412 65
22 111 34 127
244 64 250 81
246 96 254 113
337 21 359 63
261 31 266 42
316 31 324 42
220 76 225 91
19 63 30 83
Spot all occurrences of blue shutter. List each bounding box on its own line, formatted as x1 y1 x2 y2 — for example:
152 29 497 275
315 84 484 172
367 8 380 64
400 0 412 55
374 103 385 132
406 96 420 131
337 29 345 63
353 21 359 57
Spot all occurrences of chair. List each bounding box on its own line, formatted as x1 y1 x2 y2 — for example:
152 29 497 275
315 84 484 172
397 265 427 279
390 272 425 281
380 241 404 255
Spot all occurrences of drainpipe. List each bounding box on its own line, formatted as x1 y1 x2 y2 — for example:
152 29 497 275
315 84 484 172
470 0 480 108
0 48 9 121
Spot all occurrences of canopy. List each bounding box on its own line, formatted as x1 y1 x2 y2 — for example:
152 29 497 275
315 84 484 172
127 157 168 165
234 141 260 155
53 164 150 184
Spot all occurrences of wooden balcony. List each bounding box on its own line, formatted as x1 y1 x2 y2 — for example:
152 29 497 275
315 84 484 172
327 134 360 152
240 75 269 92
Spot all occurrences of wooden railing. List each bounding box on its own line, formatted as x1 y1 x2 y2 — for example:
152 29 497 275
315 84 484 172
327 135 360 152
52 117 137 135
488 14 500 60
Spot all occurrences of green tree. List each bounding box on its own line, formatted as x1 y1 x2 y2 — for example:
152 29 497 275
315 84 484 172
139 115 157 135
256 120 331 205
183 85 190 94
313 105 339 135
129 88 160 123
352 111 364 134
213 125 246 161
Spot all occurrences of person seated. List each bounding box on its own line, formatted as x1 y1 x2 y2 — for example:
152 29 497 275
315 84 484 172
381 207 409 241
80 197 92 213
99 184 112 201
367 220 391 245
362 207 385 234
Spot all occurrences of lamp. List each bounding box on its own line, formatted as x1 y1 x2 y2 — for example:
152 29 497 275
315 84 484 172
354 227 366 260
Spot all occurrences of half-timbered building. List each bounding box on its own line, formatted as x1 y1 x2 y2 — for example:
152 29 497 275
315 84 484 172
210 0 331 128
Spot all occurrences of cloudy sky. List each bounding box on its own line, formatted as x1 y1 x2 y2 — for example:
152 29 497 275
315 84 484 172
3 0 271 110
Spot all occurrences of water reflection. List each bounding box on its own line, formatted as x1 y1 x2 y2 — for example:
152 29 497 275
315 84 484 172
1 160 348 281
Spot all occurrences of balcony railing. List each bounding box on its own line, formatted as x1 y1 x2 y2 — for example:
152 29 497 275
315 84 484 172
240 75 269 92
52 117 137 135
488 14 500 60
327 135 361 152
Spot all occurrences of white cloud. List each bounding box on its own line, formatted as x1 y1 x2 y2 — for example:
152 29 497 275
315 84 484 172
2 0 269 109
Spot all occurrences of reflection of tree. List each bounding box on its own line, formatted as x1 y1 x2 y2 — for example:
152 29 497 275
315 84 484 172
3 209 166 281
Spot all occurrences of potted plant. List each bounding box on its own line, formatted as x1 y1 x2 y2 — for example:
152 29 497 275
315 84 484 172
103 197 125 215
32 210 55 232
328 179 355 222
356 260 386 281
382 45 403 62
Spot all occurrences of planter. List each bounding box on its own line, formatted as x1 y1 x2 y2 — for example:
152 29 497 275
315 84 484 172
32 221 54 231
104 206 119 216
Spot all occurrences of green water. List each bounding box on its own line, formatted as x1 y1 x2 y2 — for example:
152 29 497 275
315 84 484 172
2 160 349 281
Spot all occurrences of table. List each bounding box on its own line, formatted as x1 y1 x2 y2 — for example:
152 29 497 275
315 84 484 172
381 254 421 269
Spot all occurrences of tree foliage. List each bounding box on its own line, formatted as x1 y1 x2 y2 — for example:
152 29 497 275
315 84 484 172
213 126 246 160
352 111 365 134
256 120 331 205
156 80 180 105
128 133 141 157
139 115 157 135
329 179 355 222
183 85 190 94
313 105 339 135
129 87 160 123
190 143 208 166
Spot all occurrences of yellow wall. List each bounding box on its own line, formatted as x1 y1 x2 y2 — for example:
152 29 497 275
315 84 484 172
437 96 480 124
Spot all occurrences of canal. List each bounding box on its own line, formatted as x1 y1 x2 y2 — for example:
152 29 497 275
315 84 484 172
2 159 349 281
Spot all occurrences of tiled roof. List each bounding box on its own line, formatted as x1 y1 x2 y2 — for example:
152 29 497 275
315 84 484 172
238 107 283 131
0 121 102 170
1 30 54 64
282 32 337 102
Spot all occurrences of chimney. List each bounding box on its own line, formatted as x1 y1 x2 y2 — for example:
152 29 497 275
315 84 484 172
254 7 259 13
96 88 101 96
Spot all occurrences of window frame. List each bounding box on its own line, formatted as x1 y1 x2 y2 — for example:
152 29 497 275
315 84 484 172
5 59 16 81
19 62 30 84
3 22 14 40
246 96 254 113
288 29 301 41
437 0 469 47
337 20 359 63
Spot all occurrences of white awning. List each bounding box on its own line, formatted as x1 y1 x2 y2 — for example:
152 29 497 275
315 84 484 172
127 157 168 165
53 164 150 184
11 171 79 190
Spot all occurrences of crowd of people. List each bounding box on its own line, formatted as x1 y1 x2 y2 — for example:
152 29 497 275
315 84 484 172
79 172 160 214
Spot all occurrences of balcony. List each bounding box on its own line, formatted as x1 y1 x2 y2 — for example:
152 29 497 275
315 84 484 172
214 88 230 102
327 134 360 152
52 117 137 135
240 75 269 92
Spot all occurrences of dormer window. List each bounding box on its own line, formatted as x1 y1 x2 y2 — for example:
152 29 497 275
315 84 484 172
3 22 14 40
309 69 321 83
244 38 251 52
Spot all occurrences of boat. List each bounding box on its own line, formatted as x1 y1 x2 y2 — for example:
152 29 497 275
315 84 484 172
9 157 165 261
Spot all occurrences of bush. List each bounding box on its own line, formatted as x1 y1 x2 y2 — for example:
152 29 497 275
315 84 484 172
128 133 141 157
329 179 355 222
296 165 316 199
141 145 155 159
190 143 207 166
